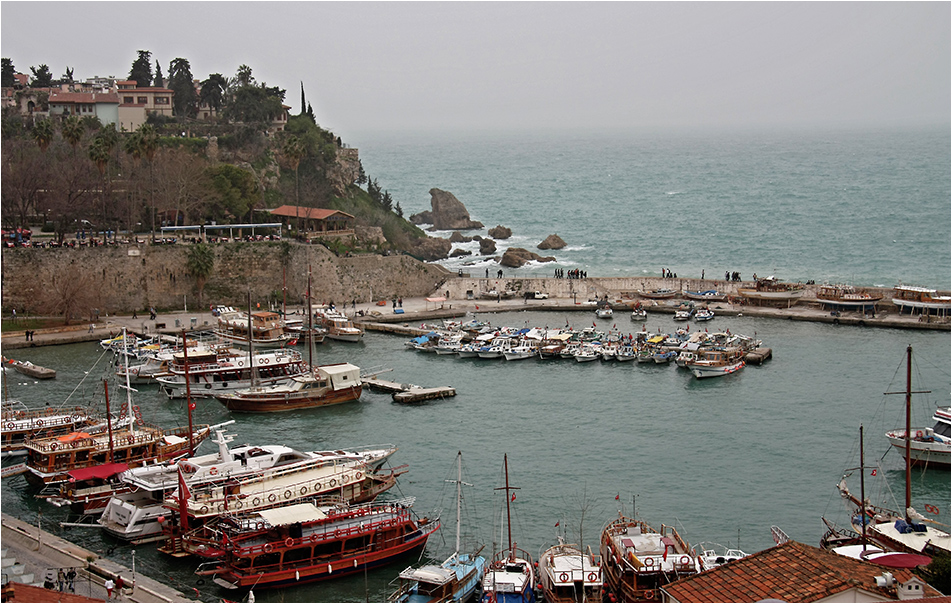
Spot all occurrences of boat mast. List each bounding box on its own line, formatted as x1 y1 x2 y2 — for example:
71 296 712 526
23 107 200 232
121 328 135 432
859 425 867 550
904 345 912 521
446 450 472 558
307 267 314 375
104 379 114 464
494 454 519 560
248 291 257 388
182 329 195 453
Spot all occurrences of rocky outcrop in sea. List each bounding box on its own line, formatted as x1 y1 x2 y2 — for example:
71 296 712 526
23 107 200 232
488 225 512 239
537 234 567 250
500 247 556 268
409 189 484 230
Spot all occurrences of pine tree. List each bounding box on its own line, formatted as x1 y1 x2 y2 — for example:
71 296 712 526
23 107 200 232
129 50 153 88
153 61 164 87
300 82 306 116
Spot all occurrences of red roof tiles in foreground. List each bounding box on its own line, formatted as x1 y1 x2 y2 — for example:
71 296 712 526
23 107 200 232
662 540 942 602
1 582 104 602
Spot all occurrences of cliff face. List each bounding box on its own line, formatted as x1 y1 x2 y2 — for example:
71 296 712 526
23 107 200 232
0 244 452 317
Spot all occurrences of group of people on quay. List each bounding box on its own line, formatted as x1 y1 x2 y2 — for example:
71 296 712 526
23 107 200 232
554 267 587 278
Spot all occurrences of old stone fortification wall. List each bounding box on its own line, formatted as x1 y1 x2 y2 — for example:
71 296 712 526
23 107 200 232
1 244 454 315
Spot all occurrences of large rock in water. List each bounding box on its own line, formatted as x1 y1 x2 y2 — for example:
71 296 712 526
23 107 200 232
479 239 497 255
428 188 484 230
488 225 512 239
408 210 433 225
500 247 556 268
537 234 567 250
409 237 452 261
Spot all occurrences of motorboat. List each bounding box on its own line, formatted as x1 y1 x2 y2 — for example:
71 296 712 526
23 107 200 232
537 539 602 603
884 407 950 468
685 348 745 379
214 363 362 413
684 290 727 302
694 543 748 571
156 347 309 399
693 307 714 321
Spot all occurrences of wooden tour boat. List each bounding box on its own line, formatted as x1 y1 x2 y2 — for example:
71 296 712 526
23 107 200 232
195 499 439 590
537 539 603 603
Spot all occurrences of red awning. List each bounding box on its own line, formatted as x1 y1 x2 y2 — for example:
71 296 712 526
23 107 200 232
58 432 90 443
67 463 129 481
867 552 933 569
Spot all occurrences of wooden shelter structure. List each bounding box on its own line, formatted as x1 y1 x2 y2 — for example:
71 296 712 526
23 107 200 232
269 205 355 237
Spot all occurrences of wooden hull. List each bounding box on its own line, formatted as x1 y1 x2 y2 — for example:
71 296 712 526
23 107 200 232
737 288 804 300
220 385 362 413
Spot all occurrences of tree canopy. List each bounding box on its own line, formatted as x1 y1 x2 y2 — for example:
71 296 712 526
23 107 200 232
168 58 197 118
1 58 15 87
129 50 153 88
29 64 53 88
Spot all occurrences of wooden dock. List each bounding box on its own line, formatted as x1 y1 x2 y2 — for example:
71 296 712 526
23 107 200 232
362 377 456 403
744 347 773 365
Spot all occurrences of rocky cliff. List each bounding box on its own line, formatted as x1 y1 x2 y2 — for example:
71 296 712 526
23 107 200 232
0 243 453 319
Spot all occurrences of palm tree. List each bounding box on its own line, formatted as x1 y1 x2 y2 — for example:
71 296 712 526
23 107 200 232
186 243 215 308
32 118 54 152
61 116 84 153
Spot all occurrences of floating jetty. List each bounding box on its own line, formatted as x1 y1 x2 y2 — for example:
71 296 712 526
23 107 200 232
744 347 772 365
362 376 457 403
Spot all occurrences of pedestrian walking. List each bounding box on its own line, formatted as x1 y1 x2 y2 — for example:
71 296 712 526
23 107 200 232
104 578 115 600
66 568 76 593
132 308 137 319
115 576 125 596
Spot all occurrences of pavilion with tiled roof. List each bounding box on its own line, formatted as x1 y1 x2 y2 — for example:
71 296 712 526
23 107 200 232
661 540 942 602
269 205 355 237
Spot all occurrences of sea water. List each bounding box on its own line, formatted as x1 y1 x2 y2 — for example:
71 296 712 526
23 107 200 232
2 126 950 602
352 126 950 289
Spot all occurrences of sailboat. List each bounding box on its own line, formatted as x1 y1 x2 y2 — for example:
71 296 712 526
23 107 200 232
390 451 487 602
215 280 362 412
832 346 951 558
481 454 536 603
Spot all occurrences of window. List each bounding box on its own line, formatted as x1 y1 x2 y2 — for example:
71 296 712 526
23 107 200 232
123 96 134 104
154 96 169 105
137 96 148 105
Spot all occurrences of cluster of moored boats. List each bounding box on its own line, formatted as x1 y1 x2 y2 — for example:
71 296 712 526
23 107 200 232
406 317 760 379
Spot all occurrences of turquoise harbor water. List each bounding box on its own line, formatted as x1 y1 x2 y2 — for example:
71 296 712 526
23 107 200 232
2 127 950 602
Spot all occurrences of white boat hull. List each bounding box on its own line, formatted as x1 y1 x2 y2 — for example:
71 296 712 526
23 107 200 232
885 431 951 467
689 359 745 378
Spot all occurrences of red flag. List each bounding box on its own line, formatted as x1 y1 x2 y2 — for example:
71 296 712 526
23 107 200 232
615 494 620 500
475 305 479 310
871 469 877 476
177 464 191 531
555 521 560 527
511 492 516 502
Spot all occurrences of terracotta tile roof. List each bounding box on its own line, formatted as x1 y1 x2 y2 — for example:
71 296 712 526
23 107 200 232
1 581 104 602
662 540 942 602
269 205 353 221
48 91 119 104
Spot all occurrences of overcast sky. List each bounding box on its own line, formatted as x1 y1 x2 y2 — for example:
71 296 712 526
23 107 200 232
2 2 949 136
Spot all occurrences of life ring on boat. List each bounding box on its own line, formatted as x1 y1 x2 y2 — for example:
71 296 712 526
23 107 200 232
680 556 689 565
253 498 261 507
300 486 308 496
309 534 319 543
341 474 349 483
284 489 293 500
285 537 294 547
205 384 212 389
35 420 43 427
329 479 337 487
237 360 243 367
390 518 397 527
50 443 58 451
263 543 273 553
127 436 135 445
268 493 277 503
209 467 218 476
924 504 940 514
235 500 243 510
588 572 598 583
916 430 924 439
261 358 269 365
217 504 226 513
643 557 653 567
334 529 342 538
256 522 265 530
199 505 209 515
355 471 362 480
313 481 322 491
559 572 570 583
643 590 654 600
72 414 83 422
71 440 80 448
5 422 14 430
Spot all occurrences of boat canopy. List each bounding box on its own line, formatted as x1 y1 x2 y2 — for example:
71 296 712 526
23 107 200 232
258 502 328 526
57 432 91 442
68 462 129 481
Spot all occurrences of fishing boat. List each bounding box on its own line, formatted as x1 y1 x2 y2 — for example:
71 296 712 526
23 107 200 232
214 363 363 413
884 406 950 468
630 308 647 321
504 343 538 361
814 284 883 312
673 305 693 321
693 307 714 321
481 454 535 603
737 276 805 307
315 307 364 342
574 344 601 363
638 289 677 300
390 452 487 603
683 290 727 302
116 349 175 384
599 514 698 602
832 346 951 557
98 429 393 544
155 347 309 399
195 499 439 590
890 285 952 317
214 307 295 347
685 348 745 379
595 306 613 319
537 539 602 603
693 543 748 571
3 357 56 379
1 400 100 458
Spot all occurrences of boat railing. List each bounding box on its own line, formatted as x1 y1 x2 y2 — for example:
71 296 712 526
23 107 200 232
3 406 90 425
